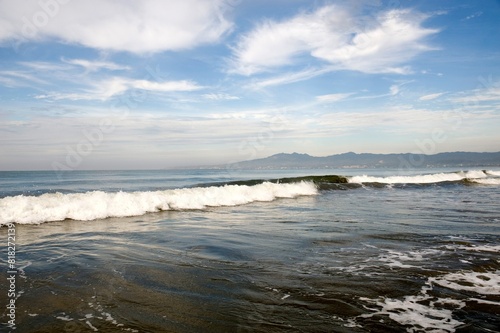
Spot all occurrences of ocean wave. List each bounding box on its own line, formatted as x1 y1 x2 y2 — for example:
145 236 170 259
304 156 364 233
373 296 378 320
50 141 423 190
0 181 317 225
473 178 500 185
348 170 498 185
486 170 500 177
211 170 500 189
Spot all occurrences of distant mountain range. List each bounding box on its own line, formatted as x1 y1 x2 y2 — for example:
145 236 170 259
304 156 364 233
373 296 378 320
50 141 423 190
223 151 500 169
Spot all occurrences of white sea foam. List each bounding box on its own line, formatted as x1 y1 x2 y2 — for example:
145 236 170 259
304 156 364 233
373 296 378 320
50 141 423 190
360 292 465 333
429 271 500 295
55 314 73 322
348 170 495 184
453 244 500 253
460 170 488 179
472 178 500 185
349 172 462 184
375 249 443 269
359 268 500 331
485 170 500 176
0 181 317 225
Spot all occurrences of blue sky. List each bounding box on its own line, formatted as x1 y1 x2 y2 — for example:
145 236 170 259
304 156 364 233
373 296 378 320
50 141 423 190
0 0 499 170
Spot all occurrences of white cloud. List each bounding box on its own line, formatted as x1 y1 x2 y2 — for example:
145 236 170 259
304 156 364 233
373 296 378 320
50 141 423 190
62 58 130 72
419 92 445 101
231 5 438 75
18 61 72 71
0 62 72 90
17 58 204 101
36 77 204 101
131 79 202 93
0 70 49 87
3 97 500 169
352 81 411 100
316 93 352 103
247 67 334 89
389 85 400 96
451 87 500 104
464 11 482 20
315 105 500 137
202 93 240 101
0 0 232 53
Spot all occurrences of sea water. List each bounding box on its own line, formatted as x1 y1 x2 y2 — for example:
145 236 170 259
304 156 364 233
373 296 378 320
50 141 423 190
0 168 499 332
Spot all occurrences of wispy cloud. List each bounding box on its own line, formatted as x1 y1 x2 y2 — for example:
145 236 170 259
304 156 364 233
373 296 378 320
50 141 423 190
36 77 204 101
230 5 439 76
389 85 400 96
202 93 240 101
463 11 483 20
352 81 411 100
450 84 500 105
62 58 130 72
18 61 72 72
316 105 500 137
419 92 445 101
0 70 49 87
246 67 334 89
14 58 204 101
316 93 353 103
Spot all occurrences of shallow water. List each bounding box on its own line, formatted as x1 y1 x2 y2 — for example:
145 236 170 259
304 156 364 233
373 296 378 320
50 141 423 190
1 169 499 332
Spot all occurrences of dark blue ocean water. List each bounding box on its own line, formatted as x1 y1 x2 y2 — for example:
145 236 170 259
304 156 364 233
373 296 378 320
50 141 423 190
1 168 499 332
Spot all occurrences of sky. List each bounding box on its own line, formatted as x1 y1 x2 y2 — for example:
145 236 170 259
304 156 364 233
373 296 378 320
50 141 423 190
0 0 499 170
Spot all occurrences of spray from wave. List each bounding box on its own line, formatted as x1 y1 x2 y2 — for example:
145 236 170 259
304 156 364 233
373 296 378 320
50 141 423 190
0 182 317 225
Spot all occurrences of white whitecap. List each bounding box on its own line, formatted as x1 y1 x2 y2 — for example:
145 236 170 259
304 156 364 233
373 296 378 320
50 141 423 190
0 182 317 225
429 271 500 295
348 170 500 184
472 178 500 185
349 172 464 184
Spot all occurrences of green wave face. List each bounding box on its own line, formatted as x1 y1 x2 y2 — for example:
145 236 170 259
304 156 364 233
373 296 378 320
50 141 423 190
221 175 349 187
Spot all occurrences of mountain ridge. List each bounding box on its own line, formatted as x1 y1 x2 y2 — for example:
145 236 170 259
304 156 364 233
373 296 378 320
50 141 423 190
224 151 500 169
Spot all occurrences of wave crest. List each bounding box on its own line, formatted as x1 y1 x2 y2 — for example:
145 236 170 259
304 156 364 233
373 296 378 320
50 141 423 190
348 170 498 184
0 182 318 225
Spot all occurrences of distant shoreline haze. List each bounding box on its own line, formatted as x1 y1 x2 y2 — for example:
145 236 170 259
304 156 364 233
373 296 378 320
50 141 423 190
2 151 500 172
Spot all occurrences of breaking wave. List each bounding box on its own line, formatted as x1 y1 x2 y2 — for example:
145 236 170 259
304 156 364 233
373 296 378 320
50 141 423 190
1 169 498 225
348 170 499 185
0 182 317 225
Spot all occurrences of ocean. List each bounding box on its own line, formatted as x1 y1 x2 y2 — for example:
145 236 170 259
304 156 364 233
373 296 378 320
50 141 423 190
1 168 499 332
